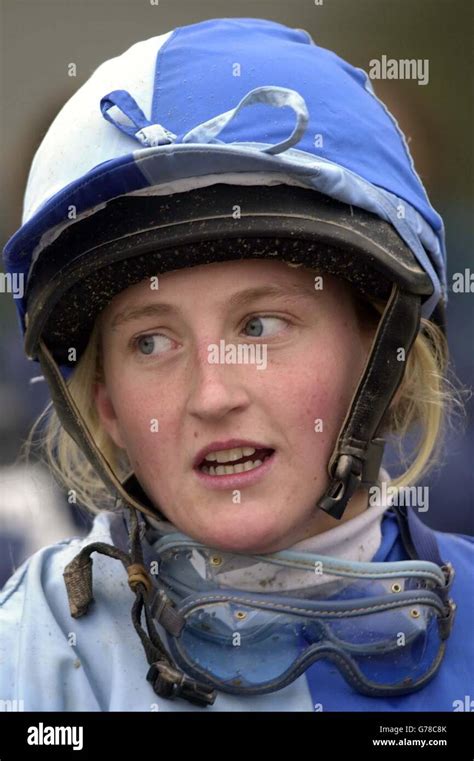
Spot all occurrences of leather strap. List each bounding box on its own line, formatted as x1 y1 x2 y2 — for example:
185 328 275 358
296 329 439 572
318 284 421 519
38 339 163 521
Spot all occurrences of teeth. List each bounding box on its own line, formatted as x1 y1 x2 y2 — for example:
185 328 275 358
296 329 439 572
204 446 256 463
202 459 264 476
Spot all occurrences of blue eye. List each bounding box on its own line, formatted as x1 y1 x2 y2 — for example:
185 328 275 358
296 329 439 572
132 317 287 356
243 315 287 338
135 334 171 356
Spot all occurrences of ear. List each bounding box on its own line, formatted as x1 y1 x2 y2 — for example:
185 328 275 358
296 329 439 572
93 381 126 449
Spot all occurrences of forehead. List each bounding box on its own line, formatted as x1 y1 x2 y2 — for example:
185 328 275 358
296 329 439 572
101 259 335 321
116 258 314 294
99 260 360 332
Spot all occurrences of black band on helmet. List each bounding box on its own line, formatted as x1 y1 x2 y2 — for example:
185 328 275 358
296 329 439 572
24 184 432 365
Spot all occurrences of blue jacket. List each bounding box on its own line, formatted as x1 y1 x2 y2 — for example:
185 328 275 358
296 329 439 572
0 508 472 712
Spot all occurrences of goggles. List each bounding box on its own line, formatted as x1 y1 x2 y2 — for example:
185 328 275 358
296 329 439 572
148 533 455 698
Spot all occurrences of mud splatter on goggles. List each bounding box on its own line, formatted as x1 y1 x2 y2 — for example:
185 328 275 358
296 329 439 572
149 533 455 698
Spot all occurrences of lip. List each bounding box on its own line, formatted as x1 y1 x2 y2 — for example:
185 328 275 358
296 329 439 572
192 439 274 469
194 449 277 491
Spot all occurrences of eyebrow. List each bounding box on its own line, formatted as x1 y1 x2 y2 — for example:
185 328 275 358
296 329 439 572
110 282 316 330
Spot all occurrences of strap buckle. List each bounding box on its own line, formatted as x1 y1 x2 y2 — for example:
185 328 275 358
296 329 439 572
146 661 216 707
441 562 455 591
438 598 457 641
317 454 362 520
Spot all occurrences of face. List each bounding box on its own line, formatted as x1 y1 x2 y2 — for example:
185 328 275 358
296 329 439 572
94 259 374 553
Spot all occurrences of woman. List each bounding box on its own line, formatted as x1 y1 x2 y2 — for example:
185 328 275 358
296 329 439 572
0 17 472 712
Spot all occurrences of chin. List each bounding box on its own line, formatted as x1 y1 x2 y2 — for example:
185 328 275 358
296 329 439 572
193 515 289 556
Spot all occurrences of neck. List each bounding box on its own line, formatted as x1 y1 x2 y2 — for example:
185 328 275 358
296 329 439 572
302 485 370 540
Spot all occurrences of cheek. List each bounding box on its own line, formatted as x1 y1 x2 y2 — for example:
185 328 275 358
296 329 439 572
271 332 364 467
106 372 177 465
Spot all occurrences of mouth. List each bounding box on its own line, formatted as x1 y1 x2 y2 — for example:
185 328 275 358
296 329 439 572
193 444 276 489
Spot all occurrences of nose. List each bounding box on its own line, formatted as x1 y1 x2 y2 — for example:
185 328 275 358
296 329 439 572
186 338 252 421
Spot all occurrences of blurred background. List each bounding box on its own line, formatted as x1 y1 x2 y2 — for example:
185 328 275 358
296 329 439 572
0 0 472 586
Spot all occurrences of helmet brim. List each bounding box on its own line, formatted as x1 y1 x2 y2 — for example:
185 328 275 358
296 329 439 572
24 183 433 366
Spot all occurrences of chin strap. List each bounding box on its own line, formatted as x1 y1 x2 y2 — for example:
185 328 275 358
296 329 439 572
37 337 167 522
318 284 421 520
63 505 216 708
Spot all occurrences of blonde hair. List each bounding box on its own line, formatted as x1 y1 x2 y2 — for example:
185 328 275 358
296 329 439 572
22 289 466 514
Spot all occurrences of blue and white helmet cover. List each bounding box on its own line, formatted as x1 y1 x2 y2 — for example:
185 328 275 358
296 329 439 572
3 17 447 338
